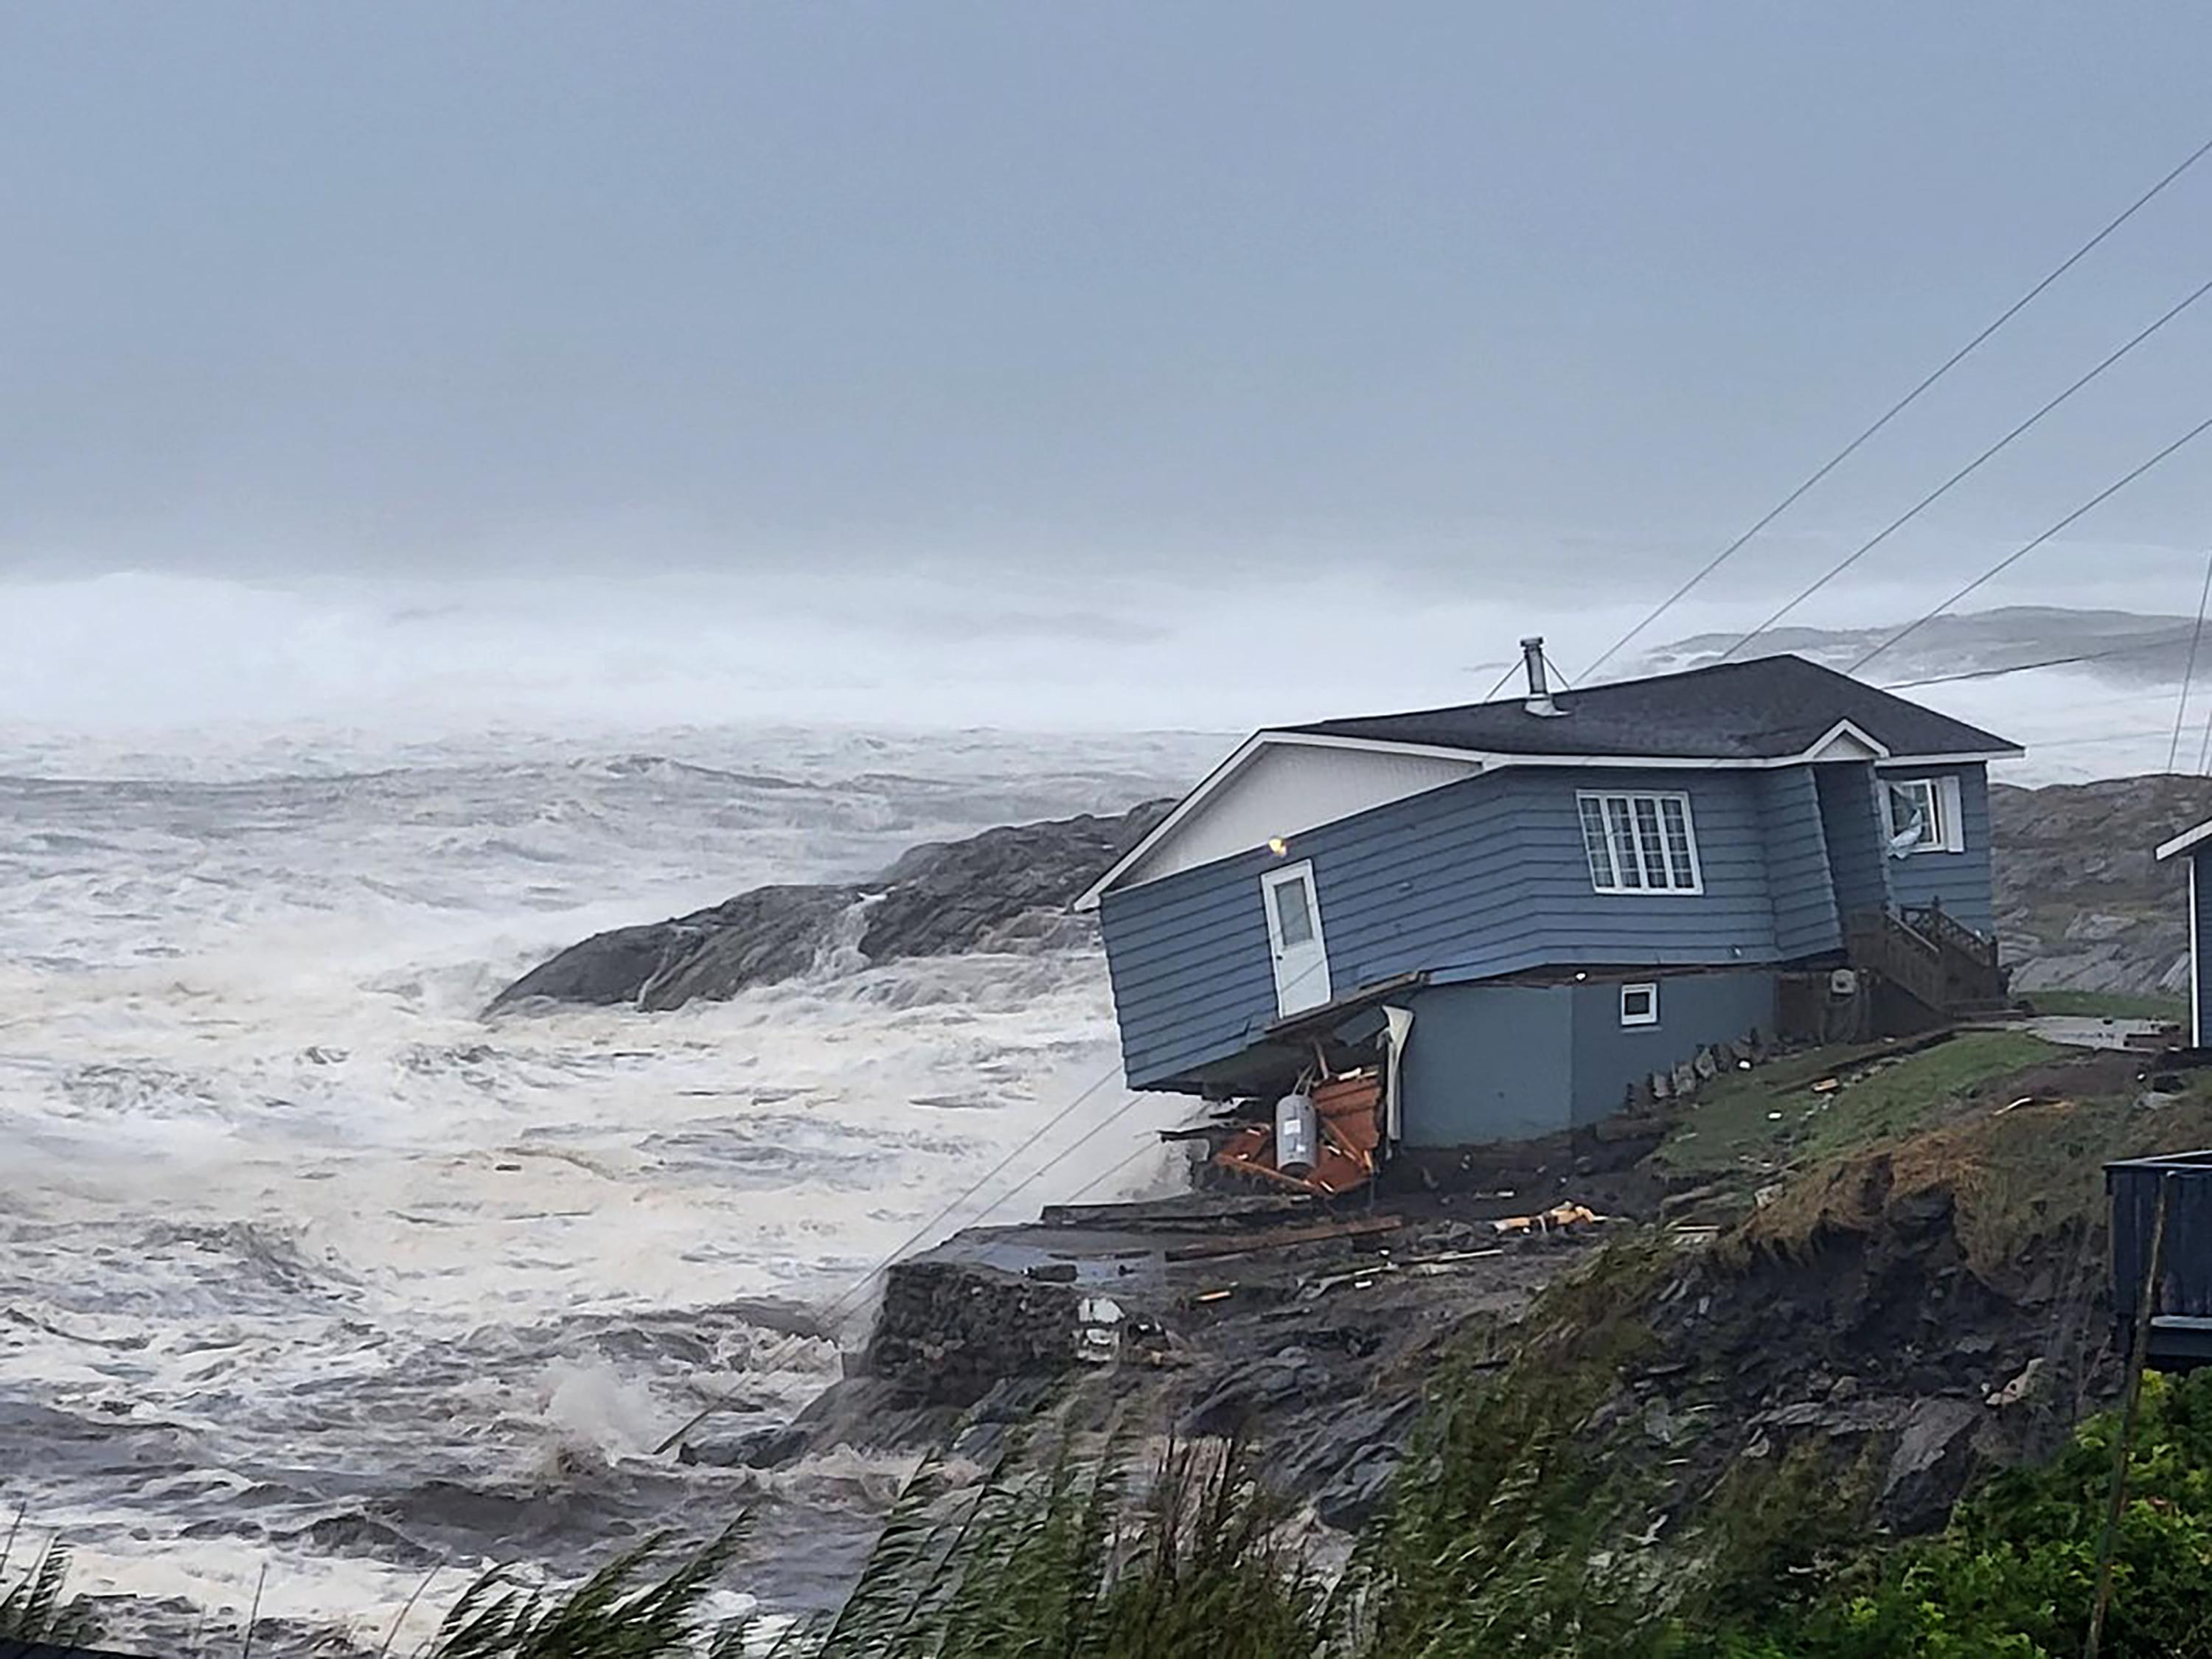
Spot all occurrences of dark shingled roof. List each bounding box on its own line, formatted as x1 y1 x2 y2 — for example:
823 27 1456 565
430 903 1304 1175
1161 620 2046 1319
1282 654 2020 761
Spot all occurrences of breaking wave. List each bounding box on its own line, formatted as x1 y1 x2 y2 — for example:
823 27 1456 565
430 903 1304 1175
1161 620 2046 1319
0 725 1211 1655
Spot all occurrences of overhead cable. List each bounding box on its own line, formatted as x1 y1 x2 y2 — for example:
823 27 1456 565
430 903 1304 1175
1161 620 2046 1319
1846 412 2212 677
1579 130 2212 681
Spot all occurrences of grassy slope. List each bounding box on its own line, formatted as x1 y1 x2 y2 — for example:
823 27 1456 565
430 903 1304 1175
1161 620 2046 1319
2020 987 2190 1022
1655 1030 2062 1185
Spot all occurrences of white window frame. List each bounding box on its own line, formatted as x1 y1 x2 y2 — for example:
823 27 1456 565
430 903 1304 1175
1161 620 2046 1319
1619 982 1660 1028
1576 790 1705 894
1879 774 1966 856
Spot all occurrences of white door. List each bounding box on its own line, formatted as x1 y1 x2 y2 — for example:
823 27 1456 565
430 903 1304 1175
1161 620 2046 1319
1261 860 1332 1016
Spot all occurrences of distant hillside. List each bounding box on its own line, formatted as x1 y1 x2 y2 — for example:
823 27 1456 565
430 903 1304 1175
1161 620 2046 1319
1651 605 2200 689
1995 773 2212 995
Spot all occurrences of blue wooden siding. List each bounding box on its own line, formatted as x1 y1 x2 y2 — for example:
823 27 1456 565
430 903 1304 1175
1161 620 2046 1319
1878 762 1995 934
1096 852 1279 1089
1104 766 1792 1089
2193 847 2212 1046
1757 766 1840 958
1815 762 1892 921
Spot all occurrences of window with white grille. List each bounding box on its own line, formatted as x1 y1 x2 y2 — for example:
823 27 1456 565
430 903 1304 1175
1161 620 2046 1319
1576 790 1703 894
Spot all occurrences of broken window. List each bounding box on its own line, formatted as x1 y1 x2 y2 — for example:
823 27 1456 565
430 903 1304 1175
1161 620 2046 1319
1882 776 1960 856
1577 790 1703 893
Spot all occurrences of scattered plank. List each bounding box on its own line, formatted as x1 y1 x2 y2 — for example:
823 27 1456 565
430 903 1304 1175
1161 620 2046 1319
1162 1213 1404 1262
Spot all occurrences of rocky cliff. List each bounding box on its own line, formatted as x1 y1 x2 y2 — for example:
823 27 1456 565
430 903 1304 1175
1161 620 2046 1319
1993 773 2212 995
489 801 1172 1012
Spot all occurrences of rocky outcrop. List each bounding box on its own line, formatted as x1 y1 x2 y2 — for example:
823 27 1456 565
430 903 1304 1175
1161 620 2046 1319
1992 774 2212 995
489 802 1171 1012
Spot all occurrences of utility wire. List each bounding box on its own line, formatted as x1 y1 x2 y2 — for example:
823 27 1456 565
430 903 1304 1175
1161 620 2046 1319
1876 625 2208 689
1846 412 2212 678
2168 548 2212 771
1714 269 2212 664
815 1071 1130 1323
2196 638 2212 775
1478 659 1522 702
1579 130 2212 683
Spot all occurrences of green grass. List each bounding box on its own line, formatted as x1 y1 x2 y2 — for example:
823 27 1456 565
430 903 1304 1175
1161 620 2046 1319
1655 1031 2061 1181
2017 989 2188 1023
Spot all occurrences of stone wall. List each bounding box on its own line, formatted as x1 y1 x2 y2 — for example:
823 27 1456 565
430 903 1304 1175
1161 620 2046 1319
863 1258 1082 1406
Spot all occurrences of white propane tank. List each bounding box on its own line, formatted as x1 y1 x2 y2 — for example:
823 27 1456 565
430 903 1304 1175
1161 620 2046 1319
1274 1091 1319 1175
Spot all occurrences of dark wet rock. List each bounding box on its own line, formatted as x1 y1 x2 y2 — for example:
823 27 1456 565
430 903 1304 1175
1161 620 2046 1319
1879 1397 1986 1531
278 1510 442 1568
488 801 1170 1014
1312 1439 1404 1531
678 1423 810 1470
1180 1347 1337 1438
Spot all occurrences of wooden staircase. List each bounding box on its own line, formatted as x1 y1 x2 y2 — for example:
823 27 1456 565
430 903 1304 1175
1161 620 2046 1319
1843 902 2007 1023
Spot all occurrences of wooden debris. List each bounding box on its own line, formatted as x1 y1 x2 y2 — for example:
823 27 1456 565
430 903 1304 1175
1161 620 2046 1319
1161 1212 1404 1263
1492 1202 1606 1236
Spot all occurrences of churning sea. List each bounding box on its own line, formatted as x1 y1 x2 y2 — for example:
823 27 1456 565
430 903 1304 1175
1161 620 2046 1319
0 721 1216 1654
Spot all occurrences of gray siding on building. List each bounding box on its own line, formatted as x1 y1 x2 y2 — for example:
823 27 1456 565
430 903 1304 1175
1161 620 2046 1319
1757 766 1840 958
2193 847 2212 1046
1878 762 1996 934
1397 982 1573 1144
1391 968 1778 1144
1565 970 1778 1126
1102 765 1794 1090
1815 762 1891 922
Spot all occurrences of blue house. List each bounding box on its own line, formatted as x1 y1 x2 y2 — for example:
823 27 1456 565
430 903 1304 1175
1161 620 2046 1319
1077 643 2023 1150
2154 816 2212 1047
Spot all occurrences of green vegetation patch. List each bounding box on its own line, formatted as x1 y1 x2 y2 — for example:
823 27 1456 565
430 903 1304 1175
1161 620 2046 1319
1657 1031 2062 1183
1737 1081 2212 1284
2019 989 2189 1023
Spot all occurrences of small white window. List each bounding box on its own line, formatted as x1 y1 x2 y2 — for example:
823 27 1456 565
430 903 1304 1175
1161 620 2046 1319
1620 983 1659 1027
1578 791 1703 893
1882 776 1966 856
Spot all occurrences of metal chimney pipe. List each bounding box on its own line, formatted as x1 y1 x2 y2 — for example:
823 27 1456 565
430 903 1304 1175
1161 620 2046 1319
1520 636 1560 716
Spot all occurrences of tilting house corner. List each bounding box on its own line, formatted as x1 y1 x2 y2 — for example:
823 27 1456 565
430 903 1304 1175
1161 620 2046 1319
1080 640 2025 1190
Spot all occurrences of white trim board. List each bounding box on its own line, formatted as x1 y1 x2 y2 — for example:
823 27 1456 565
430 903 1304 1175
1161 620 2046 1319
2158 818 2212 863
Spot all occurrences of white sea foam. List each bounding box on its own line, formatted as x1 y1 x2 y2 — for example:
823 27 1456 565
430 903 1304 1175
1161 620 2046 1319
0 723 1211 1652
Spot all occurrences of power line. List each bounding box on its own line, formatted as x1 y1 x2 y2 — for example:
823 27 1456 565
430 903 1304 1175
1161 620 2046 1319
1579 130 2212 682
1846 411 2212 678
1713 268 2212 664
817 1071 1131 1322
815 942 1338 1324
1875 625 2208 690
2168 548 2212 771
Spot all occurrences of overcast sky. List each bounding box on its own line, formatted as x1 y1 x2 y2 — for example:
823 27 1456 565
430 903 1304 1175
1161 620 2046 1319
6 4 2212 735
